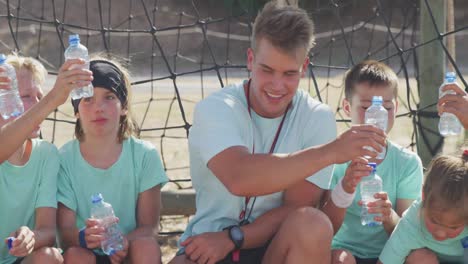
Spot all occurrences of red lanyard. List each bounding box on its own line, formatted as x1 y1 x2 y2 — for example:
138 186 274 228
238 79 291 223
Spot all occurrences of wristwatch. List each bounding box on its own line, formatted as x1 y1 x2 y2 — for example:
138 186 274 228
224 225 244 250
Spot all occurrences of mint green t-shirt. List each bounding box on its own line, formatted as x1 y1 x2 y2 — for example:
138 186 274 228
0 139 59 264
180 81 337 244
331 141 423 258
380 200 468 264
57 137 168 237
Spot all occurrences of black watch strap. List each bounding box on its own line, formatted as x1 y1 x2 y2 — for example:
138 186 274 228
224 225 244 250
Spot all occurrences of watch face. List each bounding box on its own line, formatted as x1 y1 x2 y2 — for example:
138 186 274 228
231 226 243 241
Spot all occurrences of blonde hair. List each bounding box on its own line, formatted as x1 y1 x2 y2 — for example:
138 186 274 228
74 56 138 143
252 2 315 56
422 151 468 222
6 54 47 86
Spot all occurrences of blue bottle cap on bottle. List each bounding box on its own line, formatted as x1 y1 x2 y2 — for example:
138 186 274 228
371 96 383 105
368 162 377 172
7 237 15 250
68 34 80 44
461 236 468 248
0 54 6 64
445 72 456 83
91 193 103 204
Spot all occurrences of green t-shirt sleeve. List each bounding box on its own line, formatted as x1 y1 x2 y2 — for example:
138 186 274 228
379 203 422 264
190 95 247 166
57 158 78 211
35 144 59 208
397 154 423 200
138 145 169 193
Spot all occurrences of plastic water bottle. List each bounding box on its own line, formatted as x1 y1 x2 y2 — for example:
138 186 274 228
438 72 463 136
64 34 93 100
360 162 383 227
364 96 388 160
90 193 124 256
0 54 24 119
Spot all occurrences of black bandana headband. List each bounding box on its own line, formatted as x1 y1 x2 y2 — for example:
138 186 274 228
72 60 128 114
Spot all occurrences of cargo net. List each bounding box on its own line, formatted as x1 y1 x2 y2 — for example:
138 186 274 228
1 0 467 259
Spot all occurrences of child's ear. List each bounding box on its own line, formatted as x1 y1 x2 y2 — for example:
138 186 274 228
342 98 352 117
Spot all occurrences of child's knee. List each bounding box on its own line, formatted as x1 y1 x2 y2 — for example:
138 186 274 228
129 237 161 258
27 247 64 264
282 207 333 245
63 247 95 263
405 248 438 264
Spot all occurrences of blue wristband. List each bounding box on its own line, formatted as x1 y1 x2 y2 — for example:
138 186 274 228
79 227 87 248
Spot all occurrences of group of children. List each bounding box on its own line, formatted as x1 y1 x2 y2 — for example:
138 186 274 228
0 52 467 264
0 55 168 264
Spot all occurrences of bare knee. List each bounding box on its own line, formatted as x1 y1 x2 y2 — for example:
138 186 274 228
283 207 333 244
24 247 63 264
129 237 161 263
332 249 356 264
168 254 196 264
63 247 95 264
405 248 438 264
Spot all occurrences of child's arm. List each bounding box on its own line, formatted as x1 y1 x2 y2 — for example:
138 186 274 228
57 203 107 252
322 157 372 233
57 203 80 250
106 185 161 263
32 207 58 249
126 185 162 240
7 207 57 257
0 59 92 163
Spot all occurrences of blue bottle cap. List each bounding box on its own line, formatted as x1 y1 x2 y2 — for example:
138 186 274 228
445 72 456 83
371 96 383 105
7 237 15 250
0 54 6 64
368 162 377 171
461 236 468 248
91 193 103 204
68 34 80 44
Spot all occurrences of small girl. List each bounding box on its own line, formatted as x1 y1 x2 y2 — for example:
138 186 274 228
378 151 468 264
57 57 168 264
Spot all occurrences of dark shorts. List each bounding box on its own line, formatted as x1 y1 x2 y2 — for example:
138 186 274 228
93 252 111 264
355 257 378 264
12 257 24 264
217 245 268 264
177 244 268 264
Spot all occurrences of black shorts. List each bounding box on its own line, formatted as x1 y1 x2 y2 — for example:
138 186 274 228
177 244 268 264
217 245 268 264
355 257 378 264
12 257 24 264
93 252 111 264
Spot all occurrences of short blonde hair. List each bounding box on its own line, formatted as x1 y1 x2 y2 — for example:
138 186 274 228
6 54 47 85
252 2 315 56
